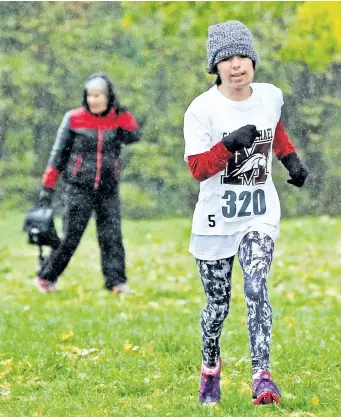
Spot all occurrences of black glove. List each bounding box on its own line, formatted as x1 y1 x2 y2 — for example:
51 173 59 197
39 187 54 207
137 116 147 129
222 124 260 153
280 153 309 187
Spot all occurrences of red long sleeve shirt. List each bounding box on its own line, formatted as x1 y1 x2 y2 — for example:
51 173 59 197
188 120 295 182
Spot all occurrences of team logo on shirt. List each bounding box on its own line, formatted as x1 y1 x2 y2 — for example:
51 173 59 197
221 128 273 186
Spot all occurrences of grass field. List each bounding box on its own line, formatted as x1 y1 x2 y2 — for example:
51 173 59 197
0 212 340 417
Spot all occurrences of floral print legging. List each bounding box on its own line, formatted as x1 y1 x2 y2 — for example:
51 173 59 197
196 231 274 375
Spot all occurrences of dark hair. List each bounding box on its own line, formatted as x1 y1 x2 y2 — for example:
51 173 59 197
82 72 126 116
214 60 256 85
215 73 222 86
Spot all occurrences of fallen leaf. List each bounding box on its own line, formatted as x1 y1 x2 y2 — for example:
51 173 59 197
220 378 232 388
0 384 11 396
235 357 248 367
148 301 160 308
289 374 302 384
0 359 13 378
238 381 251 394
123 344 133 352
283 316 296 326
61 331 74 341
311 396 319 406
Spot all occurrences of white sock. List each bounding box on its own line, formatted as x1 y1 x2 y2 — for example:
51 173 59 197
252 370 263 381
202 362 219 375
253 369 270 382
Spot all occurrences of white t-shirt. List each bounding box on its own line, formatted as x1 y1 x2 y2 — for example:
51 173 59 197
184 83 283 260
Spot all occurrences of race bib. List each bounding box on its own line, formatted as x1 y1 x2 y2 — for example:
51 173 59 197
221 188 266 220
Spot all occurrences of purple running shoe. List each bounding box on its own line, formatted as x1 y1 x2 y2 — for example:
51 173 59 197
199 357 222 405
252 370 281 405
33 276 56 294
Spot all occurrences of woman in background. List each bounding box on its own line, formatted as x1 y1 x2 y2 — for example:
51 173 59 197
35 73 141 294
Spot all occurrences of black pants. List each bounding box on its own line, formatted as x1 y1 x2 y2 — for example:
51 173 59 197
38 183 126 289
196 231 274 375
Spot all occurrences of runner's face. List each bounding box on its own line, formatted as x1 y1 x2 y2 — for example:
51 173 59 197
217 55 254 89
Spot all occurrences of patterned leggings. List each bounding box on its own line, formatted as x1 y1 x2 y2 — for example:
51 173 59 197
196 231 274 375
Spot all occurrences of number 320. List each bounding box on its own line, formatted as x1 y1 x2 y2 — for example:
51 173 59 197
222 189 266 218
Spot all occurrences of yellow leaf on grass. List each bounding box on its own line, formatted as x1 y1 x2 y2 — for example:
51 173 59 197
0 359 13 378
61 331 74 341
76 286 85 298
79 348 98 357
238 381 251 394
283 316 296 326
288 374 302 384
235 357 248 367
65 346 98 357
202 402 220 409
148 301 160 309
0 383 11 396
0 359 12 366
326 287 341 300
311 396 319 406
152 388 162 396
285 292 296 301
220 378 232 388
0 369 12 378
123 344 133 352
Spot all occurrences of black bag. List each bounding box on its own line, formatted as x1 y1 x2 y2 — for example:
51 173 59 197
23 206 60 250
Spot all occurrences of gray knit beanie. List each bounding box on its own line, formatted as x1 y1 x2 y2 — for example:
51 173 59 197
206 20 258 74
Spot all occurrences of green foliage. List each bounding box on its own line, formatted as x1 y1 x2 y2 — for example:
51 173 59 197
280 2 341 71
120 182 158 219
0 2 340 218
0 213 340 416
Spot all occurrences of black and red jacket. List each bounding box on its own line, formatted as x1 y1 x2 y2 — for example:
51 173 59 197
42 107 140 190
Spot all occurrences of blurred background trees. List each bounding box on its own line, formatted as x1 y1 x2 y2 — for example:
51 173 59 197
0 1 340 218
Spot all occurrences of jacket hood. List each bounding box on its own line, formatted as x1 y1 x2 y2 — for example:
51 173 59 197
82 72 124 116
